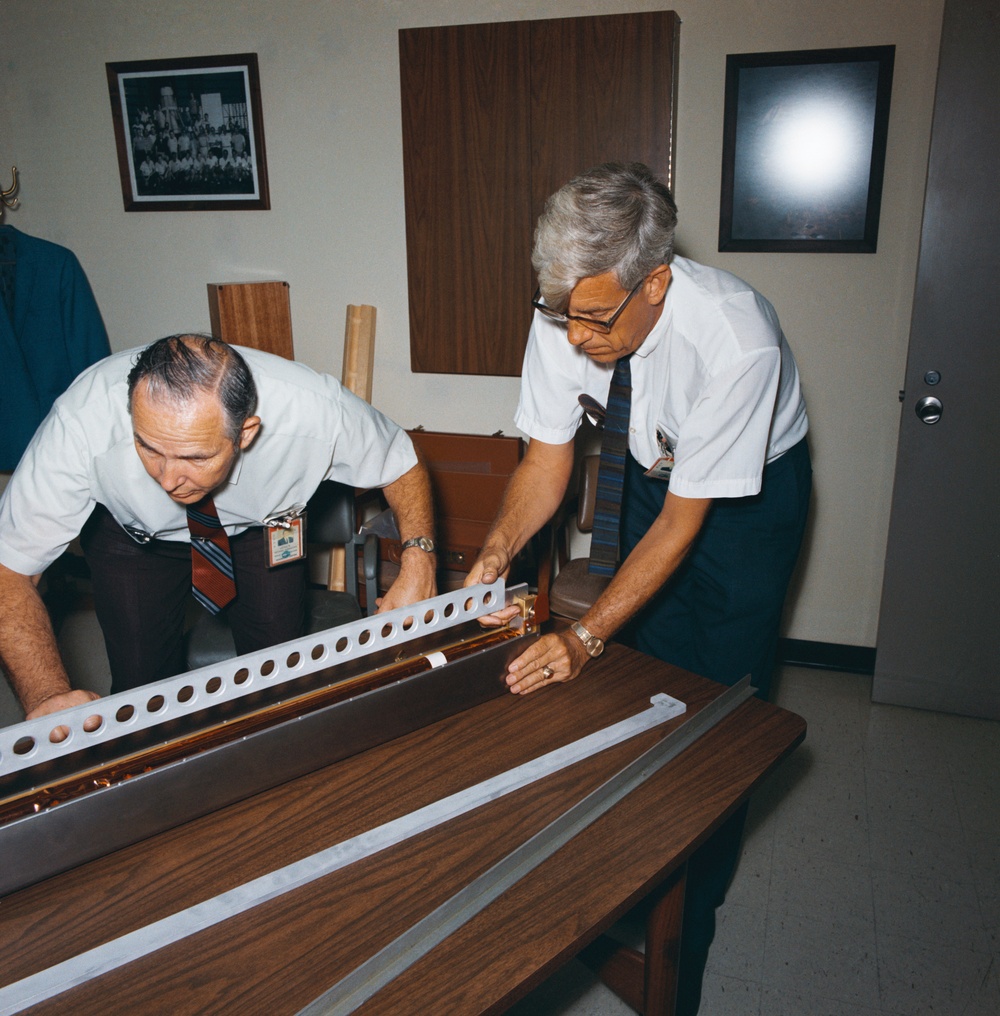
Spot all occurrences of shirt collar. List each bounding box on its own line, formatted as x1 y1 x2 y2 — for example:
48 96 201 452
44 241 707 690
632 289 673 360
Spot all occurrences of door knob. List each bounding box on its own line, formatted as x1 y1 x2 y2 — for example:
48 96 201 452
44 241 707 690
915 395 943 424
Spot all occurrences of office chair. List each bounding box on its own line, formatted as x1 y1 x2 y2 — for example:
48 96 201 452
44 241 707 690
547 454 611 620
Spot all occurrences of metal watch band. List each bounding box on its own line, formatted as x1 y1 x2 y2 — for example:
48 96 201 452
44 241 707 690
571 621 605 658
400 536 436 554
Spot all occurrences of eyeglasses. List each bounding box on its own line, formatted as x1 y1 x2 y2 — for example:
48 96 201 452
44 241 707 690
531 277 644 335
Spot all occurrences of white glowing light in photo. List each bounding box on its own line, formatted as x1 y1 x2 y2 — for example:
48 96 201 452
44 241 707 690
767 98 869 200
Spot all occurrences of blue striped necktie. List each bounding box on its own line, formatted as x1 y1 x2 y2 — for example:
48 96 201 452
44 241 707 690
589 355 632 576
187 497 237 613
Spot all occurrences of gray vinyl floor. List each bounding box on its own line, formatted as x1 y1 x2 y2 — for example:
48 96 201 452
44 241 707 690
2 624 998 1016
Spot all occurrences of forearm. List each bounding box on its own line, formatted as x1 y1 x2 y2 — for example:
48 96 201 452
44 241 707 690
502 492 712 695
580 492 713 642
379 457 437 609
382 457 435 545
0 564 73 715
481 439 574 567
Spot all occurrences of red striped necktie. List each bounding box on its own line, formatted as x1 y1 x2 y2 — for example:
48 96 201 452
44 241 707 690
589 355 632 576
187 497 237 614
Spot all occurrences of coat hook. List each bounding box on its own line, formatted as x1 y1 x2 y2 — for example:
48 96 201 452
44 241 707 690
1 166 19 210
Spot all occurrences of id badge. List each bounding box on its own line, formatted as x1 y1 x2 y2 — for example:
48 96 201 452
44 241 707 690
644 428 675 482
266 512 307 567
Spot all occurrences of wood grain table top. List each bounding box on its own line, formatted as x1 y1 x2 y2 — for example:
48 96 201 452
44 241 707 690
0 642 805 1015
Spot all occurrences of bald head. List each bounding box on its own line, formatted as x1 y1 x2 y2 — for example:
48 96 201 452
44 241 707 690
127 334 257 444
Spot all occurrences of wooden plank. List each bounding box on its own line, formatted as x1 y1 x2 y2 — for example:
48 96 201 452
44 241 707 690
206 281 294 359
342 304 377 402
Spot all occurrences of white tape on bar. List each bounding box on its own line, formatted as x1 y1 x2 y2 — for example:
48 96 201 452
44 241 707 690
0 693 685 1015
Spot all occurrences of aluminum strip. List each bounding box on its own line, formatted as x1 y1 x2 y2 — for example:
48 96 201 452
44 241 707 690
302 677 755 1016
0 692 686 1016
0 579 508 776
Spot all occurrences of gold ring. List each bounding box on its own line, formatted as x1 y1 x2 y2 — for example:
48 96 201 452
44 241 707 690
541 666 554 680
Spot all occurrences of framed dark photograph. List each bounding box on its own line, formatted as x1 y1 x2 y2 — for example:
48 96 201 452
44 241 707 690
719 46 894 252
107 53 270 212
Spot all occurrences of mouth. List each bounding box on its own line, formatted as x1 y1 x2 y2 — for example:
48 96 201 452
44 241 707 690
167 488 203 504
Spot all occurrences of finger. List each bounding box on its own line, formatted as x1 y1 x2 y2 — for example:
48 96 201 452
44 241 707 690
47 724 70 744
506 652 560 694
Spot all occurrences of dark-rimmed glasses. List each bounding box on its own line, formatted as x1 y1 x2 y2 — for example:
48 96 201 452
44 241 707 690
531 277 644 335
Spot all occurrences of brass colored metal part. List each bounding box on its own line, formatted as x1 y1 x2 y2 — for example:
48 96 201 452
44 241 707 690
512 591 539 633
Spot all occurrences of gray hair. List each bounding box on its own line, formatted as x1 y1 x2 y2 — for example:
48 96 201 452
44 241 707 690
127 334 257 444
532 162 678 311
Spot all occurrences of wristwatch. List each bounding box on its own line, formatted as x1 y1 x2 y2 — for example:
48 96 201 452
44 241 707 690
570 621 605 658
400 536 436 554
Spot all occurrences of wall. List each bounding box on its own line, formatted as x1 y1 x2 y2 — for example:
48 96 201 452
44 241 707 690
0 0 945 647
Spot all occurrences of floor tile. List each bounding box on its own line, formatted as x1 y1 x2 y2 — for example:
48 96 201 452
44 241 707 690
759 983 883 1016
762 909 880 1010
767 847 874 928
770 756 870 866
706 900 767 981
699 972 761 1015
871 867 989 953
877 933 996 1015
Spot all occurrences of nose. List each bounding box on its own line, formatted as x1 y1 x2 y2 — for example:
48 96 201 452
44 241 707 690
566 319 594 346
159 459 187 492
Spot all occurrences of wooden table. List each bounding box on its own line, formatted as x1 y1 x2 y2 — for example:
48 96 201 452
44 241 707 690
0 643 805 1015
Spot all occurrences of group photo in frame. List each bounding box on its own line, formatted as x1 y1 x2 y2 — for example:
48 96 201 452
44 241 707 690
106 53 270 212
719 46 894 252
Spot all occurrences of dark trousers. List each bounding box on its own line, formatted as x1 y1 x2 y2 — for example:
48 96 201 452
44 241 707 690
619 438 812 1015
80 505 307 693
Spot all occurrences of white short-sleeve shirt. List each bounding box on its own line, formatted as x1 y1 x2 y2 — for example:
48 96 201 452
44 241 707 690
0 346 417 576
515 256 808 499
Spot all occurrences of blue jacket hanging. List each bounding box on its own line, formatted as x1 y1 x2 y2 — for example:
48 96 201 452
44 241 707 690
0 225 110 470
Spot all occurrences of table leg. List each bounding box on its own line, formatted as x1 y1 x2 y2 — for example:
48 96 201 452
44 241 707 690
578 861 687 1015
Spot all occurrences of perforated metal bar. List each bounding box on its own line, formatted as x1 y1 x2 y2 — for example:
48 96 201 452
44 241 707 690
0 580 507 776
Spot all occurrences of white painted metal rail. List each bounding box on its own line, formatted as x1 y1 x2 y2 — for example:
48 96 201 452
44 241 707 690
0 580 507 776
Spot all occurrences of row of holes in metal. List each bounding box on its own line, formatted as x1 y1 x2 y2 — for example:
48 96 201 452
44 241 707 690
7 593 493 761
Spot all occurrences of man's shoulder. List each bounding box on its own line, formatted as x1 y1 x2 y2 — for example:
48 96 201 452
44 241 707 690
669 258 782 359
235 346 335 392
671 256 761 304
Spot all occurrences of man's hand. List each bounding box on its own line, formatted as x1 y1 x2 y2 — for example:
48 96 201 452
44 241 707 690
26 689 102 743
503 629 591 694
375 546 437 614
463 545 521 626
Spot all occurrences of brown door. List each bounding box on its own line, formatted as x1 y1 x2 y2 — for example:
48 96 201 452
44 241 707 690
873 0 1000 718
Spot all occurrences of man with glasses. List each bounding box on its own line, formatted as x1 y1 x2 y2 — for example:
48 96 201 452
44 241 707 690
466 162 810 1015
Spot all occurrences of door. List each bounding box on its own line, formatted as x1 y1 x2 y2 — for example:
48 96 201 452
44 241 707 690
873 0 1000 718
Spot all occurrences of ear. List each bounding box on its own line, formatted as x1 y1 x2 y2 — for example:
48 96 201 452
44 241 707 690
238 416 261 451
645 264 672 305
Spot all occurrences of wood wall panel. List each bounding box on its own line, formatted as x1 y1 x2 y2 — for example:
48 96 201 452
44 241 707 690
529 12 680 227
400 12 679 377
400 23 534 376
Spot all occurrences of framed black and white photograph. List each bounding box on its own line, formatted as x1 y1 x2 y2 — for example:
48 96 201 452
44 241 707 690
719 46 894 252
107 53 270 212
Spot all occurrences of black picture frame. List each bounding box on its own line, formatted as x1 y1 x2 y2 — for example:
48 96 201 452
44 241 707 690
719 46 894 252
107 53 270 212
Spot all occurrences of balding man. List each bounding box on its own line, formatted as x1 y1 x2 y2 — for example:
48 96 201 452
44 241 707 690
0 334 436 721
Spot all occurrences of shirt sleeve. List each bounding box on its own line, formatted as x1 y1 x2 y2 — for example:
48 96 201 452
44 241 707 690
322 383 418 489
667 346 782 499
0 405 97 575
513 315 596 445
